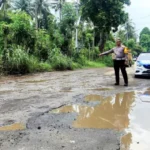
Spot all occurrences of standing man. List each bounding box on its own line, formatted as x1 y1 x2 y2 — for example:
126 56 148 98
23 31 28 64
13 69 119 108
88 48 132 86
99 39 128 86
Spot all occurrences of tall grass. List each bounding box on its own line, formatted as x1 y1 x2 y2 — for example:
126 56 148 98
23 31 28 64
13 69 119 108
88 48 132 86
48 48 74 70
85 61 106 68
3 47 51 74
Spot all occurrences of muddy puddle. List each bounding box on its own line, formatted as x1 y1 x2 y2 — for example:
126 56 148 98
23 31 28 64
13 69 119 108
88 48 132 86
53 92 134 130
51 89 150 150
0 123 25 131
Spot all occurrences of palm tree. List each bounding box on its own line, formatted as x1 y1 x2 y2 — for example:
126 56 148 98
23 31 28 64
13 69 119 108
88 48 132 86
13 0 31 15
31 0 50 29
124 19 137 41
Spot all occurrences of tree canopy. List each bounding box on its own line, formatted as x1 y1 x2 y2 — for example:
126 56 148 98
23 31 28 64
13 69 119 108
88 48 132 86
139 27 150 52
81 0 131 51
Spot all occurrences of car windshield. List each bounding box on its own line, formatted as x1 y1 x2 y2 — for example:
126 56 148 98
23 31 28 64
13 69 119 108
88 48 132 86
138 53 150 60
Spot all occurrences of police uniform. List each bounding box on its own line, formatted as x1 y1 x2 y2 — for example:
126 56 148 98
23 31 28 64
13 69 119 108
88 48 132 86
101 45 128 85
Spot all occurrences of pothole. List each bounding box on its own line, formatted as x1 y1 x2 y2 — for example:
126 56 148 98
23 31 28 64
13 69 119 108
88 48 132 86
26 88 150 149
50 92 135 130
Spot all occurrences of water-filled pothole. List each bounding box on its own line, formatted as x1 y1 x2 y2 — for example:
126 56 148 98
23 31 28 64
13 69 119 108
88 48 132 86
51 89 150 149
51 92 135 130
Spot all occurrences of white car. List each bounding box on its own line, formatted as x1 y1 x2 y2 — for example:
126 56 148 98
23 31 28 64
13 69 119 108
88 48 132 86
135 53 150 77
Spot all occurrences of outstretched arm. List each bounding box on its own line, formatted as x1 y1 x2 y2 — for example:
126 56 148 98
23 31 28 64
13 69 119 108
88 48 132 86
99 49 114 56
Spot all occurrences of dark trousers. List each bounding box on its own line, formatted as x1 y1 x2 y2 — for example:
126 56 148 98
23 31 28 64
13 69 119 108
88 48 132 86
114 60 128 84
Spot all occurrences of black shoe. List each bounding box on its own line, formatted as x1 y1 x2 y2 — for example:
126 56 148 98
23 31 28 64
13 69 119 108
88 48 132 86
124 83 128 86
114 83 119 86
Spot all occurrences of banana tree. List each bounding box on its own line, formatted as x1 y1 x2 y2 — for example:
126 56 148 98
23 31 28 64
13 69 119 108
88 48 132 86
13 0 31 15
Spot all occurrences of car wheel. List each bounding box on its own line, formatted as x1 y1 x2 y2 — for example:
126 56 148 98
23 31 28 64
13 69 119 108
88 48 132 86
135 75 139 78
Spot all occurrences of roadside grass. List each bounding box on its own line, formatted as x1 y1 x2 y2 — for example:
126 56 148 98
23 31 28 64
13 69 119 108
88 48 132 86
83 60 106 68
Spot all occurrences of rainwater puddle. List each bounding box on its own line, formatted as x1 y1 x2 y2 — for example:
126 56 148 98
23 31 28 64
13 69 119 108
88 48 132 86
51 89 150 150
0 123 25 131
139 88 150 102
51 92 135 130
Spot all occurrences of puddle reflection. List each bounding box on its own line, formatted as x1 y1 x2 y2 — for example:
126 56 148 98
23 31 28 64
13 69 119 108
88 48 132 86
121 133 132 150
55 92 135 130
51 89 150 149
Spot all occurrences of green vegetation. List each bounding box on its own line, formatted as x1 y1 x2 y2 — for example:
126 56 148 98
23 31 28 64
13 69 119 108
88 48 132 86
139 27 150 52
0 0 146 75
84 61 106 68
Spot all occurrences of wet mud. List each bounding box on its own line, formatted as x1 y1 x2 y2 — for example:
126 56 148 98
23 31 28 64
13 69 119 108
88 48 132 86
0 68 150 150
27 88 150 150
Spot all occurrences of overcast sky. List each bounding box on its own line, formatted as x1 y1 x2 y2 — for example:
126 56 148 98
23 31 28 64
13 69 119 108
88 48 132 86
126 0 150 35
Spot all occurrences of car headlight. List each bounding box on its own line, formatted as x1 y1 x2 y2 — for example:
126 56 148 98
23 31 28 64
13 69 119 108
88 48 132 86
137 61 142 67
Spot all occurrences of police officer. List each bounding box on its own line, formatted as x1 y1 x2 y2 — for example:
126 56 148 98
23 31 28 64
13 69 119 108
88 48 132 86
99 39 128 86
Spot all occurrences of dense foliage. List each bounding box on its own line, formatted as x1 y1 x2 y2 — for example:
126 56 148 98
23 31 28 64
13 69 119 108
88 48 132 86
139 27 150 52
81 0 130 51
0 0 146 75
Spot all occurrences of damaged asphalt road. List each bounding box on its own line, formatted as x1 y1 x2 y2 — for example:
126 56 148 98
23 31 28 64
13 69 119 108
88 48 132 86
0 67 150 150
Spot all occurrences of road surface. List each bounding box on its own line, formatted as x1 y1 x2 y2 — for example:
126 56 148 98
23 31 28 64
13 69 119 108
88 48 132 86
0 67 150 150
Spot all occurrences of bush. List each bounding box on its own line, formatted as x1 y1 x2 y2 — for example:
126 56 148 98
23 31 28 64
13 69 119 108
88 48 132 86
48 48 74 70
9 12 36 51
3 46 51 74
72 62 82 69
34 29 51 61
3 47 31 74
73 47 100 64
74 53 88 66
99 55 113 67
38 62 52 72
73 49 90 66
28 56 52 73
90 47 100 60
